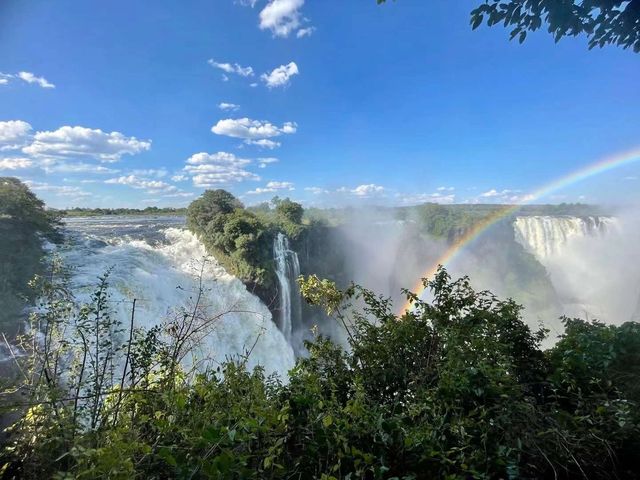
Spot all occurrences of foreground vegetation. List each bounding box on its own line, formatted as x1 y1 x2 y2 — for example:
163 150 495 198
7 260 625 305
0 178 60 330
0 260 638 479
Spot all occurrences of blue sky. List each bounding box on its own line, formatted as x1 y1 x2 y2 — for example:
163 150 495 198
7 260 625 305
1 0 638 208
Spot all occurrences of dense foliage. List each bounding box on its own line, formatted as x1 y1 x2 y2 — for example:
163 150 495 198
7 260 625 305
0 177 60 330
377 0 640 52
186 190 308 295
1 264 638 479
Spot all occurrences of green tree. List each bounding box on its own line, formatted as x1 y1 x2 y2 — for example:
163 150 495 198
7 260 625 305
275 198 304 225
377 0 640 52
186 189 244 232
0 177 60 235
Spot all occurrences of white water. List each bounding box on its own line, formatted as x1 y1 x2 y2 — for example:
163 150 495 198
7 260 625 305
513 216 615 259
59 218 295 375
272 232 301 342
513 215 640 324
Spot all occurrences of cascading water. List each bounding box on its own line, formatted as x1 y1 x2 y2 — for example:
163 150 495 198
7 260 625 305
272 232 301 343
512 215 640 324
58 216 295 375
513 216 616 259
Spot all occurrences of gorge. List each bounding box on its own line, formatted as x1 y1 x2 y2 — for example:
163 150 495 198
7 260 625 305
24 202 636 375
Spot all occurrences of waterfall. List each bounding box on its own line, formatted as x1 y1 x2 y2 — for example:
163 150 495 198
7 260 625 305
58 217 295 375
513 216 616 260
273 232 301 342
512 215 640 325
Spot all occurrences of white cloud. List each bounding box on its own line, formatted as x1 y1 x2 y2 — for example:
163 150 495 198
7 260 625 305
247 180 294 195
266 181 294 190
480 189 501 198
258 157 279 168
0 72 55 89
25 180 91 197
185 151 250 166
437 186 454 192
39 160 119 174
163 192 195 198
211 118 296 148
171 174 188 182
350 184 385 197
478 188 533 204
183 151 260 188
259 0 306 37
250 82 258 88
208 59 254 77
246 139 281 149
261 62 299 88
236 0 258 6
193 171 259 187
16 71 55 89
395 192 456 206
23 126 151 162
624 176 637 181
0 157 33 170
218 102 240 111
305 186 329 195
105 175 179 194
131 168 168 178
296 27 315 38
0 120 33 150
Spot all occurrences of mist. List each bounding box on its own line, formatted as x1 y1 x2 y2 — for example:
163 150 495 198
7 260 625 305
315 205 640 345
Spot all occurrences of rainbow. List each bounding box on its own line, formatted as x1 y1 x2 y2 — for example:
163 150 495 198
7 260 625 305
400 147 640 315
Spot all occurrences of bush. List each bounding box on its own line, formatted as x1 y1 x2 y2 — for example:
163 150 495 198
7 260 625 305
2 266 638 479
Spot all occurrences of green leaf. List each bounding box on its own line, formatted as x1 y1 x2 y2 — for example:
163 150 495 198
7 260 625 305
323 415 334 427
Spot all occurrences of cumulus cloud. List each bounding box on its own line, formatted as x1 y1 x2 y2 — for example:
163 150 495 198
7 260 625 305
259 0 307 38
261 62 299 88
218 102 240 111
478 188 534 204
208 59 254 77
23 126 151 162
247 180 295 195
437 186 454 192
105 175 179 194
0 157 33 170
0 72 55 88
296 27 315 38
258 157 279 168
0 120 33 150
211 118 296 148
171 174 188 182
183 151 260 188
350 184 385 197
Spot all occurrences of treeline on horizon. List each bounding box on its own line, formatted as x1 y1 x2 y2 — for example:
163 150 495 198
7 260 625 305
58 206 187 217
54 201 607 219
